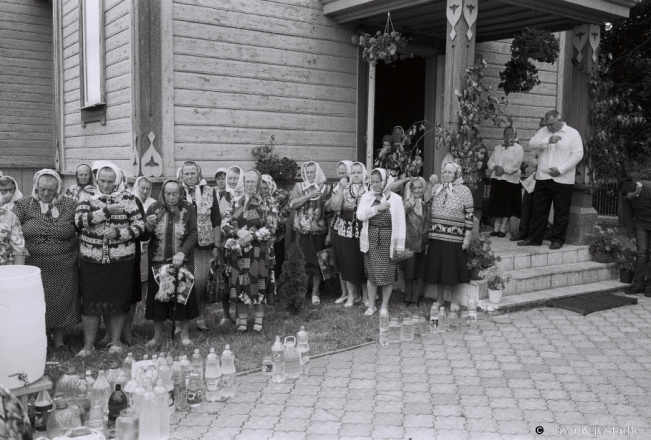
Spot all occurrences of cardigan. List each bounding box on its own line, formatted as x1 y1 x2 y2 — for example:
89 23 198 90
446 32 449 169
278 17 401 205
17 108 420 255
357 191 406 258
428 183 474 243
487 143 524 184
142 201 198 264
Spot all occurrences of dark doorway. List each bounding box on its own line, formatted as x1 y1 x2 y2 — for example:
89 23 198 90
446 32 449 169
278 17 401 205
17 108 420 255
373 57 426 162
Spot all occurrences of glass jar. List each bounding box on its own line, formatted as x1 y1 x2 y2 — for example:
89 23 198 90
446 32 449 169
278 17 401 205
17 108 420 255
88 420 107 438
47 397 82 439
261 356 272 376
116 408 138 440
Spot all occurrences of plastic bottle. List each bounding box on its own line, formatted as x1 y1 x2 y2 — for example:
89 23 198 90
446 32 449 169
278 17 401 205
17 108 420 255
138 386 161 440
91 370 112 415
85 370 95 388
468 298 478 329
204 348 222 402
66 397 85 427
173 369 188 411
56 366 81 399
123 352 135 378
283 336 300 380
191 349 205 385
34 390 53 431
116 408 138 440
158 353 167 367
88 403 104 427
429 303 439 334
449 304 459 330
108 384 128 429
116 368 130 391
131 379 147 417
47 397 81 439
401 317 414 341
166 353 174 366
221 345 237 398
158 360 174 412
187 371 203 408
459 306 469 331
439 306 447 332
296 326 310 374
154 380 170 439
388 318 401 344
379 312 390 346
271 336 285 384
76 371 91 398
180 355 192 387
412 315 422 338
107 362 121 392
261 356 273 376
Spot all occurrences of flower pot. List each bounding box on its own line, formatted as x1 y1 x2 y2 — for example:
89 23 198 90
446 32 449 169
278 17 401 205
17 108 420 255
619 269 634 284
488 288 503 304
592 252 614 264
470 269 483 280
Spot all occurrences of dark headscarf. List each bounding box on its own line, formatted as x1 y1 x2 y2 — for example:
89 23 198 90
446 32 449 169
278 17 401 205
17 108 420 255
158 179 186 223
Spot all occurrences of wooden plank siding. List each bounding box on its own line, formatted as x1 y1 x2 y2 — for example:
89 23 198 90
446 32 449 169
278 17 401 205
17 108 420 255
171 0 359 176
60 0 133 173
0 0 54 170
476 38 562 160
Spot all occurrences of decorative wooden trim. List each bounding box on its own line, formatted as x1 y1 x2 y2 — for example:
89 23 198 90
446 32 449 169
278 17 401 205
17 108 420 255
446 1 462 40
463 0 478 41
572 24 589 63
79 0 106 109
130 0 140 177
365 62 376 172
80 104 107 128
588 24 601 63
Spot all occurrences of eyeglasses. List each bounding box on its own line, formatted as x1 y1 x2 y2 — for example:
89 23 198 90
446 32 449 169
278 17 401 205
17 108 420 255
0 188 16 194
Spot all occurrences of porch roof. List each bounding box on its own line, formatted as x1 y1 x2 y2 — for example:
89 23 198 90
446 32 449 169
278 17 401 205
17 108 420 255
323 0 637 42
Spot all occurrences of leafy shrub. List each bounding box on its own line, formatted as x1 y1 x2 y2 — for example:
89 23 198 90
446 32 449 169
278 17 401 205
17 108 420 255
467 233 501 272
278 240 309 315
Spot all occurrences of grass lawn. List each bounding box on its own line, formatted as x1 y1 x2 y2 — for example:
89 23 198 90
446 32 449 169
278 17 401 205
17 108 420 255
46 280 435 385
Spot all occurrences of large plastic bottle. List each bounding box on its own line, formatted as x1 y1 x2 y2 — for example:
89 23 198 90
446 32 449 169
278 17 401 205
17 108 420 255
448 304 459 330
47 397 81 439
123 352 135 378
379 312 390 346
34 390 53 432
106 362 121 392
439 306 448 332
91 370 111 415
158 360 174 413
204 348 222 402
131 377 147 417
296 326 310 374
401 317 414 341
429 303 439 334
154 379 171 439
108 384 128 429
221 345 237 398
187 371 203 408
283 336 300 380
56 366 80 399
115 369 130 391
180 355 192 387
173 369 188 411
191 349 205 385
138 386 161 440
85 370 95 388
271 336 285 384
468 298 478 330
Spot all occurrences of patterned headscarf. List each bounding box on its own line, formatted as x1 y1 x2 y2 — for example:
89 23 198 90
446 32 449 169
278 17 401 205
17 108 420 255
261 174 277 196
158 178 186 223
92 162 126 200
177 161 208 204
404 177 427 216
434 161 464 201
349 162 369 197
32 169 63 218
225 165 245 200
300 161 327 191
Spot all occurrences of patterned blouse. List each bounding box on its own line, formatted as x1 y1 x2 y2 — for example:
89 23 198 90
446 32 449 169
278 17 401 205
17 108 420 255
143 201 198 264
428 184 474 243
65 184 96 202
13 197 78 257
0 207 26 265
333 184 366 239
289 183 332 235
186 185 220 249
75 189 145 264
263 189 290 242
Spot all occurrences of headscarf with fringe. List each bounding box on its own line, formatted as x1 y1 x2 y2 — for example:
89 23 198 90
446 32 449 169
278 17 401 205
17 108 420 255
434 160 464 203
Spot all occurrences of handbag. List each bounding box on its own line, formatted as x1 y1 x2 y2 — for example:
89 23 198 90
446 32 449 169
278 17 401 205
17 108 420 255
206 258 223 304
391 249 414 263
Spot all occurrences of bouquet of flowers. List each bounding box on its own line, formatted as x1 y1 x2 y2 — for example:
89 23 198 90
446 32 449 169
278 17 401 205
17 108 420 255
614 247 636 272
483 266 510 291
224 238 243 257
255 227 273 242
467 233 501 272
359 13 412 65
152 264 194 305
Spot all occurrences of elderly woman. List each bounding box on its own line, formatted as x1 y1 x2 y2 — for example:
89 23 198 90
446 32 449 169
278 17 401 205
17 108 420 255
375 132 406 179
289 162 332 305
65 164 94 201
143 179 199 346
260 174 290 282
0 177 26 267
213 167 236 325
75 163 144 356
330 161 369 307
13 170 80 348
0 175 23 211
226 165 245 201
177 161 221 332
222 169 278 332
357 168 406 316
487 126 524 237
402 177 431 305
329 160 353 304
425 161 474 302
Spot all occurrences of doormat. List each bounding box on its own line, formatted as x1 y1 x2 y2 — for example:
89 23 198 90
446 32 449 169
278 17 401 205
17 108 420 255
546 292 637 316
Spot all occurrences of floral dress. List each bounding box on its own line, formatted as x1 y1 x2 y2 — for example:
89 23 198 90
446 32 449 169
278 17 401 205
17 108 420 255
222 195 278 305
0 206 26 266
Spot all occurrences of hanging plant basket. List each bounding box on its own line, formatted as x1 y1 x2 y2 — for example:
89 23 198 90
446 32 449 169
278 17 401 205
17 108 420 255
359 12 413 65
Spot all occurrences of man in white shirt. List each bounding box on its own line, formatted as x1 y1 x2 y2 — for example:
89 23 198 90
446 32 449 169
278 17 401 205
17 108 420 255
517 110 583 249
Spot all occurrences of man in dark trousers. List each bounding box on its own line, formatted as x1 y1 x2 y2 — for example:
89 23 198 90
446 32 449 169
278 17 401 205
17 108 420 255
518 110 583 249
620 178 651 297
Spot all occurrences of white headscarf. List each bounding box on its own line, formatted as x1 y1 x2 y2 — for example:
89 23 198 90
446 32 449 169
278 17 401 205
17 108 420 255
0 175 23 204
176 161 208 204
32 169 63 218
131 176 156 211
301 161 327 192
369 168 395 197
349 162 369 197
404 177 427 217
225 165 245 199
92 162 126 200
434 160 464 200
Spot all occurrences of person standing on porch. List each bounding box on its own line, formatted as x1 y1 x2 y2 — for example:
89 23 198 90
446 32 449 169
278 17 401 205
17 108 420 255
620 178 651 297
65 164 94 202
177 161 221 332
288 162 332 305
486 126 524 237
518 110 583 249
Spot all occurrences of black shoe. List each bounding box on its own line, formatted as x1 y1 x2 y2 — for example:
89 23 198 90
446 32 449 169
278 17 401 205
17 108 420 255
489 231 499 236
549 242 563 250
497 232 506 238
510 234 527 242
626 284 645 295
645 292 651 298
517 240 541 247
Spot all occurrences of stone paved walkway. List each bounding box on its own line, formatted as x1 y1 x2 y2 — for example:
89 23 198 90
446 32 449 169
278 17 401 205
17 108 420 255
170 295 651 439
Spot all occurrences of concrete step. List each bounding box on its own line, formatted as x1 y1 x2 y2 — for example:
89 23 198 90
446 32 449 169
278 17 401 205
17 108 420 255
495 244 592 271
477 279 629 313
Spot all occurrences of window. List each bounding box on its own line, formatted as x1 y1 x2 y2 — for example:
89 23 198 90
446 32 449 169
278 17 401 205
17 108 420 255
79 0 105 108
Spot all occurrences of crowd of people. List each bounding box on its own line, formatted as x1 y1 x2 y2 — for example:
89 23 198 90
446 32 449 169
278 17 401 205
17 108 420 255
0 109 594 355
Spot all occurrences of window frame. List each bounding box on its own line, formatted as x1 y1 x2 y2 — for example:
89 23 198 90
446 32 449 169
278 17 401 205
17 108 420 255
79 0 106 109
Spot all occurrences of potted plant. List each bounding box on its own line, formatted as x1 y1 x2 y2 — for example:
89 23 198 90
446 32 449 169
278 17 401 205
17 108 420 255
466 233 501 280
588 236 622 263
483 266 509 304
251 136 299 182
614 247 636 284
359 13 412 66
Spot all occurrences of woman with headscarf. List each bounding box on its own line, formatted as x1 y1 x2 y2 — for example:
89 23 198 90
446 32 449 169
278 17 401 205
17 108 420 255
425 161 474 303
13 170 80 348
260 174 290 282
357 168 406 316
402 177 431 305
487 126 524 237
142 179 199 346
66 164 95 201
328 160 353 304
375 132 406 179
222 169 278 332
177 161 221 332
74 162 144 356
330 161 369 307
0 176 27 266
225 165 245 201
213 167 236 325
288 161 332 305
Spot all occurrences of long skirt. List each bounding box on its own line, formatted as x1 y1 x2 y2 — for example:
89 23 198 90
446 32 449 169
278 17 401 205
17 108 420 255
80 259 134 316
487 178 522 218
228 240 273 305
298 232 327 276
424 239 470 285
364 226 397 286
145 274 199 321
130 241 142 304
193 247 212 303
403 251 427 281
332 233 366 285
28 251 81 329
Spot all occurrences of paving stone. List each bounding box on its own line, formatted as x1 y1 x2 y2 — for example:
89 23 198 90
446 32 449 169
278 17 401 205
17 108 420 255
306 421 342 436
373 411 404 426
338 423 373 437
371 425 405 439
404 428 440 440
275 418 311 432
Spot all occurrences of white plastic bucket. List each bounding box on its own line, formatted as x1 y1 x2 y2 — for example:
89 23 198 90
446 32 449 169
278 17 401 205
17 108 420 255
0 265 47 389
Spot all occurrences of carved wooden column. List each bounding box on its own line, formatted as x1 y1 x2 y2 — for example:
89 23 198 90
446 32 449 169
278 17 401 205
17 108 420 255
436 0 478 175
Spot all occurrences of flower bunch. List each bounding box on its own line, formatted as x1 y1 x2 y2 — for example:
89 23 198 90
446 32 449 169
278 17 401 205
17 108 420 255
224 238 243 257
467 233 501 271
251 136 299 182
255 227 273 242
614 247 636 272
587 225 622 255
483 266 510 290
359 31 412 65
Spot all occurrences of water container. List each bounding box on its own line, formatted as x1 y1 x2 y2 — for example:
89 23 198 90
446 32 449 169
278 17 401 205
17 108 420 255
296 326 310 375
271 336 285 384
154 380 171 439
56 366 81 399
108 384 128 429
85 370 95 388
106 362 120 391
187 371 203 408
47 397 81 439
123 352 135 378
0 265 47 389
459 307 469 330
388 318 401 344
173 370 188 411
412 315 422 338
157 361 174 412
139 387 161 440
34 390 52 431
448 305 459 330
439 306 447 332
221 345 237 398
468 298 478 329
191 349 205 384
379 314 390 346
91 370 111 415
204 348 222 402
401 317 414 341
180 356 191 387
283 337 300 380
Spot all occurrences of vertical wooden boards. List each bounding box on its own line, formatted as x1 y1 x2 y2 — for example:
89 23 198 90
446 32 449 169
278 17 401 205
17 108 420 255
0 0 54 169
356 47 368 164
423 56 439 179
172 0 358 176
